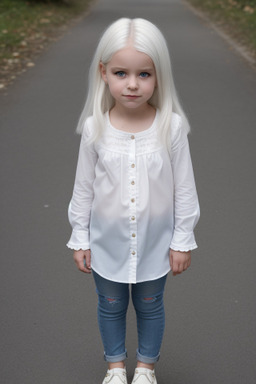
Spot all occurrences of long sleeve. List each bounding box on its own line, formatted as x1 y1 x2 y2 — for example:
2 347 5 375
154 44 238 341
66 121 98 250
169 118 200 251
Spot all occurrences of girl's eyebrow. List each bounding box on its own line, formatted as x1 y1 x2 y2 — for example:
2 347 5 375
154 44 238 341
110 67 126 70
110 66 154 71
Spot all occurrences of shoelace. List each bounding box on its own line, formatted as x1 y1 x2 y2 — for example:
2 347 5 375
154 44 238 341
133 369 155 383
104 370 127 383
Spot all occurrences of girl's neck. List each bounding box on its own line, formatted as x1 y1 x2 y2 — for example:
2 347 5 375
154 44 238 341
109 104 156 133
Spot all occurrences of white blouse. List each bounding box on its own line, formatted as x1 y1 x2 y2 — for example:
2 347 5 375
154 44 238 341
67 111 200 283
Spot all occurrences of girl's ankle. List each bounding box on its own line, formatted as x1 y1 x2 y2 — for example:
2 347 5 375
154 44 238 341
108 362 125 370
136 362 155 371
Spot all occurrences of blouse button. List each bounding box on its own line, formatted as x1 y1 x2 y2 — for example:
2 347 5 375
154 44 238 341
131 163 135 168
131 135 135 140
131 198 135 203
131 180 135 185
131 216 135 221
132 233 136 238
131 251 136 255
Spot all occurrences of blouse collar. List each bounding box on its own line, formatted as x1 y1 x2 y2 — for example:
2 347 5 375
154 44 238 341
106 109 159 138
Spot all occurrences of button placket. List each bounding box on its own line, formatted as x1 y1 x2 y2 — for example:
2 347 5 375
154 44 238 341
128 134 137 282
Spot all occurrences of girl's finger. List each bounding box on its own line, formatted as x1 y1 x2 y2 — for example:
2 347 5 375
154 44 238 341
77 260 86 272
85 252 91 270
172 263 178 273
83 257 91 273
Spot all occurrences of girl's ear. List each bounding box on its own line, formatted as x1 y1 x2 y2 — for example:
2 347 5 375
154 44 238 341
99 62 107 84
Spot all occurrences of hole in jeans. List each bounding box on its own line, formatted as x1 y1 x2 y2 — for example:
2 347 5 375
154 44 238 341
104 297 119 305
142 296 157 303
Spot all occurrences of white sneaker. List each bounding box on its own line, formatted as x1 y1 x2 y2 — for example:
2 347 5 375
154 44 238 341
131 368 157 384
102 368 128 384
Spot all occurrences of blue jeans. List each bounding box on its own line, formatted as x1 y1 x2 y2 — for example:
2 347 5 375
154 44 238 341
92 270 167 364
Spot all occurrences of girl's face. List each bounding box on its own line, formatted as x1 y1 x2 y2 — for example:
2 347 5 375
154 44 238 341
100 46 157 112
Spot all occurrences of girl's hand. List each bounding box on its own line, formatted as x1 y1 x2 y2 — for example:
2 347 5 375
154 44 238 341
169 249 191 276
73 249 92 274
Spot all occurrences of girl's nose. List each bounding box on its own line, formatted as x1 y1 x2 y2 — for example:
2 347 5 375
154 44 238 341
127 75 138 90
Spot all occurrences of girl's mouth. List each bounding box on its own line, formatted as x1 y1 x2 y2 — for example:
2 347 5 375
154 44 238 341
124 95 140 99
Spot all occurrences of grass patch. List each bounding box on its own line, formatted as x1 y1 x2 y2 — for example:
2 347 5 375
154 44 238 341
0 0 91 88
186 0 256 59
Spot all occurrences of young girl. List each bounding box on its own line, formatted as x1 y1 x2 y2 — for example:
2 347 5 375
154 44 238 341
67 18 200 384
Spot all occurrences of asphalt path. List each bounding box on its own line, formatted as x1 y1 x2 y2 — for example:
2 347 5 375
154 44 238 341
1 0 256 383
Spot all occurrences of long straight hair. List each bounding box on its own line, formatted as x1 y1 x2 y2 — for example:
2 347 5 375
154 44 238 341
76 18 190 146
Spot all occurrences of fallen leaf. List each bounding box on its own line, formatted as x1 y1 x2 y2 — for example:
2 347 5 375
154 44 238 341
244 6 254 14
40 18 50 24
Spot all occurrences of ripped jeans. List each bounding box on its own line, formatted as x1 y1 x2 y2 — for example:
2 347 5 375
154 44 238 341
92 270 167 364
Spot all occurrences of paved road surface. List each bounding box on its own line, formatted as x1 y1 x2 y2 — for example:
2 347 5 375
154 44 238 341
1 0 256 383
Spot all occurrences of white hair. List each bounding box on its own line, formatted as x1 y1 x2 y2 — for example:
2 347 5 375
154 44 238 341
76 18 190 145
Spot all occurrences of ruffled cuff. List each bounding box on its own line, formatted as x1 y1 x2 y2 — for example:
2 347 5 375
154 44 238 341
66 230 90 251
170 231 198 252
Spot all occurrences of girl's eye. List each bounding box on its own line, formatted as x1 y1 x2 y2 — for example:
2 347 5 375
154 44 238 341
115 71 126 77
140 72 150 78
